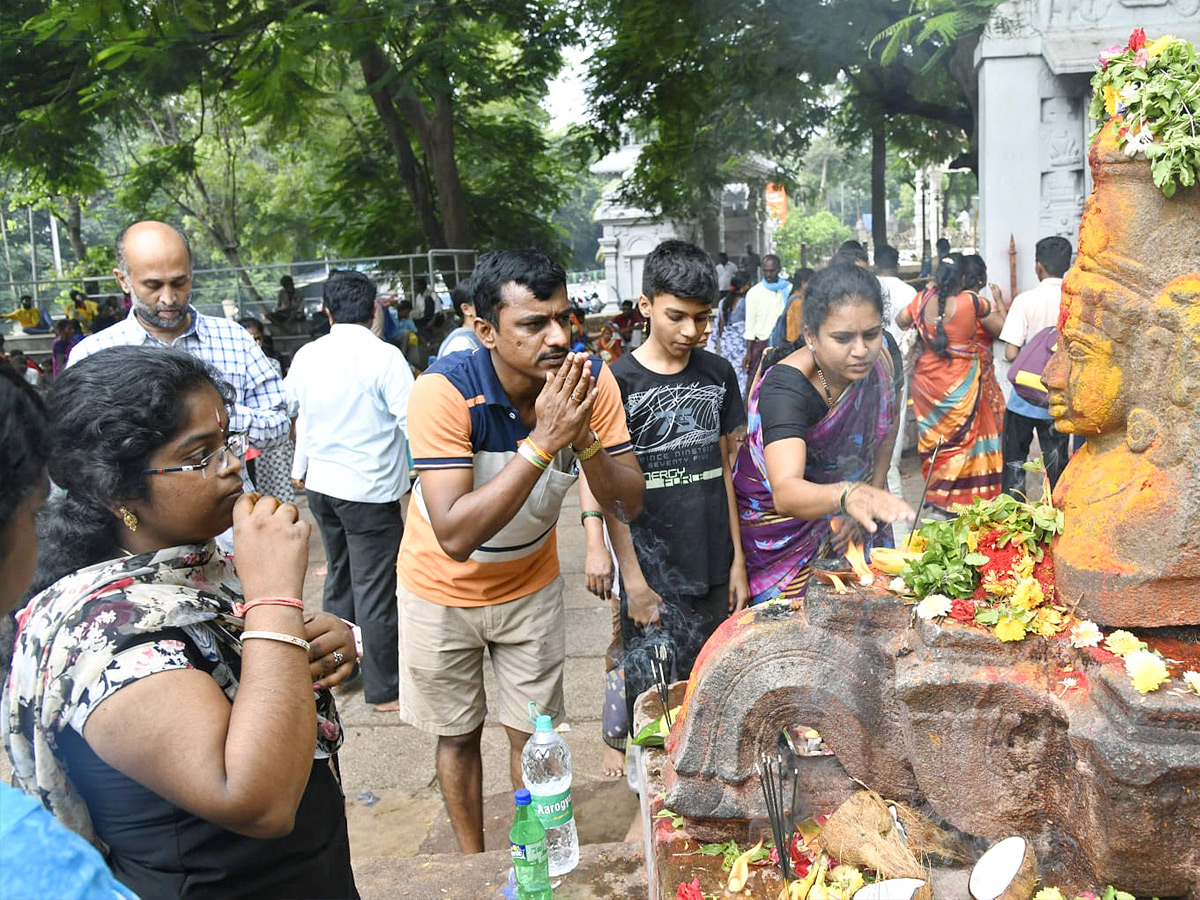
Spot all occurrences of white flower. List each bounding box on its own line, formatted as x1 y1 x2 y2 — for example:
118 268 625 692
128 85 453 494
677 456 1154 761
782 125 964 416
888 576 910 594
1123 123 1154 156
916 593 952 620
1183 670 1200 696
1118 83 1141 105
1125 650 1169 694
1069 619 1103 649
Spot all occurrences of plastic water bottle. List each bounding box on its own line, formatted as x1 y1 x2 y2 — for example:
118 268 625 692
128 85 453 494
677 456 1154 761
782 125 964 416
521 714 580 876
509 789 553 899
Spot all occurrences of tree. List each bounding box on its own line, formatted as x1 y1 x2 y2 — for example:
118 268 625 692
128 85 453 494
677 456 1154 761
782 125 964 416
580 0 1004 246
774 210 854 271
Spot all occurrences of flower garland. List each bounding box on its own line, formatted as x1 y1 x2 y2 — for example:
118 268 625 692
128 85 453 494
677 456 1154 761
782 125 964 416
1089 28 1200 198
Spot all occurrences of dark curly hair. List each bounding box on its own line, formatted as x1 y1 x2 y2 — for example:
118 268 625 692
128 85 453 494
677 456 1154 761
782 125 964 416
0 363 51 540
31 346 233 594
802 263 884 336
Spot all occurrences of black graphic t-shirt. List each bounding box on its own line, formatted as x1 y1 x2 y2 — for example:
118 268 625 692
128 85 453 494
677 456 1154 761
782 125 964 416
610 348 747 597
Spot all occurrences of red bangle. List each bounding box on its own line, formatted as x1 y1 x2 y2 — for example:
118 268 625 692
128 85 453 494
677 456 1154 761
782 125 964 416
233 597 305 617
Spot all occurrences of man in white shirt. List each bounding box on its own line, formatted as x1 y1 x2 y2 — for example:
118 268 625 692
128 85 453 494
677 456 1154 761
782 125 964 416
714 251 737 293
998 236 1072 496
742 253 790 397
286 270 415 711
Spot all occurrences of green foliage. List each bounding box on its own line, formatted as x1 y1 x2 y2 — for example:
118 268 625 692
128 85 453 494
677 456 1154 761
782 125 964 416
774 211 854 271
693 839 771 872
1088 33 1200 198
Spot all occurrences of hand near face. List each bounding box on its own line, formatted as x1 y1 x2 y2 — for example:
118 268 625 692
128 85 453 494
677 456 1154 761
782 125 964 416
531 352 596 455
232 494 311 602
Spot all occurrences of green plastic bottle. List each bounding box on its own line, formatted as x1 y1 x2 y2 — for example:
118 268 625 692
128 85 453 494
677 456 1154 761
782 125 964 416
510 789 553 899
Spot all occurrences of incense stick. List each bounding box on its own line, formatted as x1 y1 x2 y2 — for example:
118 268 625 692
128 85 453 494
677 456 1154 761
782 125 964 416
756 752 794 885
906 435 945 549
651 643 673 728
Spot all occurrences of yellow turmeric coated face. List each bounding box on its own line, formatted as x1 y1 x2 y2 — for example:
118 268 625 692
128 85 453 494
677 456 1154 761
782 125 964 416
1045 269 1127 435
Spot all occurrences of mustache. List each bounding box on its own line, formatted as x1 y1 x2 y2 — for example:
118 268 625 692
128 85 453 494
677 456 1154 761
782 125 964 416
537 350 568 363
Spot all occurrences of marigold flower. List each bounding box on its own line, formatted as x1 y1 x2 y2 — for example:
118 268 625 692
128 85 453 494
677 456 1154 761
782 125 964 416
1103 84 1118 116
1183 670 1200 696
1032 606 1065 637
966 530 979 552
994 615 1028 642
981 571 1014 597
1069 619 1103 648
1145 35 1178 57
1125 650 1169 694
1012 554 1035 580
1034 888 1066 900
1010 577 1044 611
917 593 952 621
1105 629 1144 658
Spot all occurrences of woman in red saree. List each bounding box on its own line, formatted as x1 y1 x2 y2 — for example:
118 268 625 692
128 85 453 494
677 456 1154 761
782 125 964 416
896 257 1005 515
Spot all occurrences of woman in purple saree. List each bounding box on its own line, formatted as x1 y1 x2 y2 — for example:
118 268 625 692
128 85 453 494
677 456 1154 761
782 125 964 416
733 264 915 604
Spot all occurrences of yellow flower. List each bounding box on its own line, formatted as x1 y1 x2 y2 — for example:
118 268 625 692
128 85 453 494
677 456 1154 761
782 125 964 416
1012 554 1035 580
966 530 979 552
1145 35 1178 58
1032 606 1065 638
1124 650 1169 694
1104 83 1118 116
1105 629 1144 658
982 571 1015 597
995 616 1028 642
1034 889 1066 900
1010 577 1045 611
1183 670 1200 696
907 533 927 553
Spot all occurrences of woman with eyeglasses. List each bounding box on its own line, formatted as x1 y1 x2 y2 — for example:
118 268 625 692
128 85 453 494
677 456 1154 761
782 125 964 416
4 346 360 899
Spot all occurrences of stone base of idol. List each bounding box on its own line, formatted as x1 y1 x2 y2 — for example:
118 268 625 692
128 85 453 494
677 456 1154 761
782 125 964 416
645 586 1200 899
352 842 647 899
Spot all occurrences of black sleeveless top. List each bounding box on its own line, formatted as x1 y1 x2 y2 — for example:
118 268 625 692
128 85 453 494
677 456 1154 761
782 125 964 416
58 727 358 900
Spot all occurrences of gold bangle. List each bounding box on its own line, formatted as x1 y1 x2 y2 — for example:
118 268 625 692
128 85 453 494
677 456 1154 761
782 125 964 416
572 430 603 462
240 630 311 652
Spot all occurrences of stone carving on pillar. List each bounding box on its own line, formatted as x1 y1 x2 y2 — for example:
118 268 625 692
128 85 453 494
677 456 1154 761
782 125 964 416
1045 119 1200 627
1038 95 1086 241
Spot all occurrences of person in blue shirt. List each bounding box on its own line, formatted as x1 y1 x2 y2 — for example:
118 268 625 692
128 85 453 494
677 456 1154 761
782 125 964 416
0 363 138 900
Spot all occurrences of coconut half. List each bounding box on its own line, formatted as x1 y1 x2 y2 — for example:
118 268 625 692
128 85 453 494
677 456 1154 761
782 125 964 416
853 878 927 900
968 837 1038 900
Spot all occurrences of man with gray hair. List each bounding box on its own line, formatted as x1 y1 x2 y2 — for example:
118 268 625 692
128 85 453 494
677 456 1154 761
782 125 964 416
69 220 289 456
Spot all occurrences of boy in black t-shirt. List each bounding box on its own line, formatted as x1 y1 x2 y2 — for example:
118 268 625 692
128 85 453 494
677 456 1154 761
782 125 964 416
603 239 748 730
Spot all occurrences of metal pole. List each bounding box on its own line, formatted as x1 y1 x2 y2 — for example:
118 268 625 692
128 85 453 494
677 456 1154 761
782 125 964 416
50 214 64 276
27 206 38 301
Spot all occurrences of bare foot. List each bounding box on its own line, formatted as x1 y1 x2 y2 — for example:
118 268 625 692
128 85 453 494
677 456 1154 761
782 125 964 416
601 745 626 778
372 699 400 712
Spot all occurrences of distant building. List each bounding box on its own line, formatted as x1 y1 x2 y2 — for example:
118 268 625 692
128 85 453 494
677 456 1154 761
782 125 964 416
591 135 778 304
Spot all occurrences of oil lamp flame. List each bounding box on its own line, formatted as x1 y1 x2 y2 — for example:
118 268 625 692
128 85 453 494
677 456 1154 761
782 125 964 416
845 540 875 586
828 573 849 594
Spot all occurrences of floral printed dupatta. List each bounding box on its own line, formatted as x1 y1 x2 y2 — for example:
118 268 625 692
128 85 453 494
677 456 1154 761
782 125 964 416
3 542 342 843
733 356 895 604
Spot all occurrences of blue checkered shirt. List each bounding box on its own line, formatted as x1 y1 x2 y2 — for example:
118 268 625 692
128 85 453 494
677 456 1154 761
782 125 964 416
68 307 290 448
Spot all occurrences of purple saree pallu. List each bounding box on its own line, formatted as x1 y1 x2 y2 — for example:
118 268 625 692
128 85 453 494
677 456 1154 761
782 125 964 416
733 355 895 604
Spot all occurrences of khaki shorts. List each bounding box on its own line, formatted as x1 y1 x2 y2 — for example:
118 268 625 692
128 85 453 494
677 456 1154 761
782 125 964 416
397 576 566 736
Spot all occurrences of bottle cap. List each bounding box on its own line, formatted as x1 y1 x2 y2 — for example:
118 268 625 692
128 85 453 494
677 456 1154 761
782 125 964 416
514 789 531 806
535 714 554 733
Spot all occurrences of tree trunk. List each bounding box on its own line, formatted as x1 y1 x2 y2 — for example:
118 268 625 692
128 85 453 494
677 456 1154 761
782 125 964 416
360 42 447 249
424 88 472 250
871 122 887 256
63 197 87 265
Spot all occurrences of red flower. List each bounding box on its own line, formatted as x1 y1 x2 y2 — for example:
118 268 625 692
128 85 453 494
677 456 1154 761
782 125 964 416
1127 27 1146 51
677 877 703 900
949 599 977 623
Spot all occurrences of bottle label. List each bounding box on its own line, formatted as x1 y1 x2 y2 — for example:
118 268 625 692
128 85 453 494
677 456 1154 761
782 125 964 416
530 788 574 829
511 841 548 877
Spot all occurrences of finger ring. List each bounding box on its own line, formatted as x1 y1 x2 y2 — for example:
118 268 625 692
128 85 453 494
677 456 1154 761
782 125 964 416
571 391 583 402
332 650 345 666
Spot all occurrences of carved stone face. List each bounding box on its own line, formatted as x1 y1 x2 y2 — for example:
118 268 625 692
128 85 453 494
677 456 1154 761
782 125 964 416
1044 270 1129 436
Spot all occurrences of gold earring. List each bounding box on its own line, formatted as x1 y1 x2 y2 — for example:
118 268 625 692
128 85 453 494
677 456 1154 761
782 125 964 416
119 507 139 532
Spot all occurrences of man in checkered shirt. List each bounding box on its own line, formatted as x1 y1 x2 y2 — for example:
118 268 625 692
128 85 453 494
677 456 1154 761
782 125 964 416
69 221 289 452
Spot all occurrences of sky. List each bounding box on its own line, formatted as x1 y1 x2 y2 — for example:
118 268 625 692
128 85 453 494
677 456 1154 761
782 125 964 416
542 45 592 130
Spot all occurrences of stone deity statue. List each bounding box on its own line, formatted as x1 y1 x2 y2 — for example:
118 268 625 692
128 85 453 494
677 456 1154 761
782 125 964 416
1045 118 1200 627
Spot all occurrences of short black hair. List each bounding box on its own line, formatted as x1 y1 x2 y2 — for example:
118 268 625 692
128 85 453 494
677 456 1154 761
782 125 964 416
323 270 376 324
832 242 869 266
450 281 473 317
875 245 900 271
802 263 884 336
237 316 265 333
1035 236 1072 277
32 347 232 594
469 249 566 329
936 238 951 255
0 363 50 540
641 239 718 304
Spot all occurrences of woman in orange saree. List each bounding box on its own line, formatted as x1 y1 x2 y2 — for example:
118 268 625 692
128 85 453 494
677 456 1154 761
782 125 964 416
896 257 1005 514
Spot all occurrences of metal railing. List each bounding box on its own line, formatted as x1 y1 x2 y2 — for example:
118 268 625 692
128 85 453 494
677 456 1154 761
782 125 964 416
0 250 479 324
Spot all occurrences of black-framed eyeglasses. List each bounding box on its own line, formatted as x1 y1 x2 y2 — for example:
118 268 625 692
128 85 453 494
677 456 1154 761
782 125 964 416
143 432 249 479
